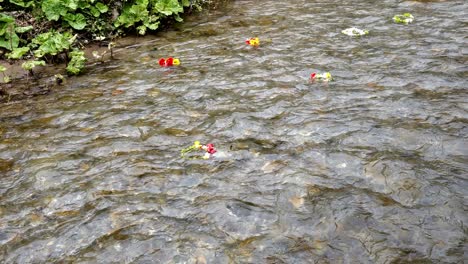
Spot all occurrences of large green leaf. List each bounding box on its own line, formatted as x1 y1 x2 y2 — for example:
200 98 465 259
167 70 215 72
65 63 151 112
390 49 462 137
153 0 183 16
64 13 87 30
42 0 66 20
9 0 35 8
0 33 19 50
89 6 100 17
6 46 30 59
0 13 14 24
95 2 108 13
76 0 90 9
0 23 11 36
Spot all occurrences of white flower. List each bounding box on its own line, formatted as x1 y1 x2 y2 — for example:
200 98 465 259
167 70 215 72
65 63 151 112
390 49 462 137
342 27 369 36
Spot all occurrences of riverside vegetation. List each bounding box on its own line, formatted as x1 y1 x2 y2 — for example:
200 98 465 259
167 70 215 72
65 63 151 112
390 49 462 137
0 0 215 82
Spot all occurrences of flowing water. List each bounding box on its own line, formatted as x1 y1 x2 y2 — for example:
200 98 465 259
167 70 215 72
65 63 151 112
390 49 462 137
1 0 467 263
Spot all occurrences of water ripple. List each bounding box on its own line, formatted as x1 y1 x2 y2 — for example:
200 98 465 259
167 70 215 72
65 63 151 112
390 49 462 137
1 0 467 262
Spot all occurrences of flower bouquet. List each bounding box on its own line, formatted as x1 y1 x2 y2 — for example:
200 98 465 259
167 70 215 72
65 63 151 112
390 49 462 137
393 13 414 24
181 141 217 159
341 27 369 36
310 72 333 82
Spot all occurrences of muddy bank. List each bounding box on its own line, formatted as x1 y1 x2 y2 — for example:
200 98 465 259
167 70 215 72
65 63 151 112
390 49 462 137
1 34 172 104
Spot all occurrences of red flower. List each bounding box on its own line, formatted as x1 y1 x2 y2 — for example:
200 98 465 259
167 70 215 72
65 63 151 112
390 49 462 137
159 58 166 66
166 57 174 67
310 73 316 79
205 143 217 154
245 39 251 45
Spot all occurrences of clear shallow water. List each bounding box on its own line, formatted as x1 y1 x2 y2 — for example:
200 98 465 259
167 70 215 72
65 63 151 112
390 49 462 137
1 0 467 263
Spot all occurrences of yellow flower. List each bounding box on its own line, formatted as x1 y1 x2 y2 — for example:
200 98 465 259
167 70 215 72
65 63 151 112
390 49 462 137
173 58 180 65
193 141 201 149
250 37 260 46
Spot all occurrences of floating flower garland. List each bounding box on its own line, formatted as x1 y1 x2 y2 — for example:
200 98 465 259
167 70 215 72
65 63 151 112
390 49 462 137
393 13 414 24
245 37 260 47
311 72 333 82
341 27 369 36
159 57 180 67
181 141 217 159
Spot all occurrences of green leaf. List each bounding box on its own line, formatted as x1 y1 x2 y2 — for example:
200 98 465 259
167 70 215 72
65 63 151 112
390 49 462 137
0 23 13 36
21 60 46 71
66 0 78 10
0 65 6 72
153 0 183 16
0 13 14 23
64 13 87 30
6 47 30 59
32 31 72 57
174 14 183 22
146 20 159 30
95 2 108 13
15 25 33 33
41 0 66 21
90 6 100 17
0 32 19 50
115 0 150 28
66 50 86 75
77 0 90 9
137 25 147 35
8 0 34 8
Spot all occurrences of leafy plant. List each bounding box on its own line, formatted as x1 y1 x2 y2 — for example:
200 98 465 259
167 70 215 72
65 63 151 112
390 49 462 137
63 13 87 30
0 13 33 51
0 64 11 83
115 0 156 35
0 14 18 50
21 59 45 76
154 0 185 21
6 46 30 59
31 31 76 57
41 0 109 30
0 0 208 83
115 0 192 35
66 49 86 75
8 0 35 8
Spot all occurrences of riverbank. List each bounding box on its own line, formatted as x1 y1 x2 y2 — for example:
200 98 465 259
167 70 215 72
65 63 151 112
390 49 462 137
1 35 158 103
0 0 229 104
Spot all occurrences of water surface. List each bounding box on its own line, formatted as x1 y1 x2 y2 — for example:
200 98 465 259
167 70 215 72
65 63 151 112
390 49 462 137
1 0 467 263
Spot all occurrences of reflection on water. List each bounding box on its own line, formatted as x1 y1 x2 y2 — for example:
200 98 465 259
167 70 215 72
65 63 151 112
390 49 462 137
1 0 467 263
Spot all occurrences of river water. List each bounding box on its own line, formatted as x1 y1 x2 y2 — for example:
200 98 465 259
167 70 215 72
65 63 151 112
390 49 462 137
1 0 467 263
